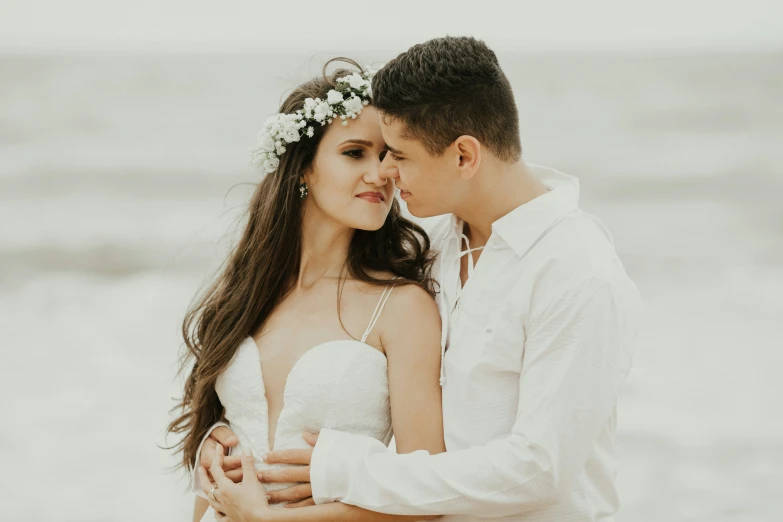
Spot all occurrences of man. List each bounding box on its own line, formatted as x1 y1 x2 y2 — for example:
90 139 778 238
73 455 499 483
197 36 641 521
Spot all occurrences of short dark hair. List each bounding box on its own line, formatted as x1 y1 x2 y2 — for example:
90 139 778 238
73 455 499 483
372 36 522 162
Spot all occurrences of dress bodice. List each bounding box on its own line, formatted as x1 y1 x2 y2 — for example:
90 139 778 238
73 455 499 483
215 337 392 505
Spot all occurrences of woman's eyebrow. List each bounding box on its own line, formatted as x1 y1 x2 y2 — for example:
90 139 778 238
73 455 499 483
339 139 374 147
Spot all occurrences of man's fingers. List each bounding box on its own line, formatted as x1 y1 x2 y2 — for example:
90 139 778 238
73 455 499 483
222 455 243 471
266 484 312 504
212 426 239 447
262 448 312 465
224 468 244 482
210 444 231 488
284 497 316 508
260 466 310 484
200 438 217 468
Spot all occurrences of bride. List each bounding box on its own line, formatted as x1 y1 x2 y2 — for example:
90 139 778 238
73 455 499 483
167 59 446 522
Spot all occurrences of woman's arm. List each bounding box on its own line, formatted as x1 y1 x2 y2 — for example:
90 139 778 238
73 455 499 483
378 284 445 455
192 495 209 522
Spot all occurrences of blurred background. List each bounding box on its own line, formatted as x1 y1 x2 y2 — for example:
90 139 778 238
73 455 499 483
1 1 781 520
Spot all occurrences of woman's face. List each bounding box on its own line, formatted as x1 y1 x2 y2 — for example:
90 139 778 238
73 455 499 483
303 106 394 231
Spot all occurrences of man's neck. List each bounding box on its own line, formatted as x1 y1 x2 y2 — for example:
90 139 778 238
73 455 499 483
455 160 549 248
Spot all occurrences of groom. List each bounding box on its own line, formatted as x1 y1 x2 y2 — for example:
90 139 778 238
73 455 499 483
197 36 641 521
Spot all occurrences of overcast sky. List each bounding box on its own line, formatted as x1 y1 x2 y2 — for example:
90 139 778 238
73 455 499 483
2 0 781 53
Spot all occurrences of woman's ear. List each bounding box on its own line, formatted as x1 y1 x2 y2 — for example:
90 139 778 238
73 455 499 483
453 136 481 180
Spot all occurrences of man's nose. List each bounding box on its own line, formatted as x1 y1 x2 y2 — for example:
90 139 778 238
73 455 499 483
379 157 399 181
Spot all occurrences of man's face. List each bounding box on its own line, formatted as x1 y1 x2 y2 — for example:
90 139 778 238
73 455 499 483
378 115 460 218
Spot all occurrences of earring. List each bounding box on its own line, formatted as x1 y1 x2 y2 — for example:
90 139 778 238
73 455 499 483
298 182 308 200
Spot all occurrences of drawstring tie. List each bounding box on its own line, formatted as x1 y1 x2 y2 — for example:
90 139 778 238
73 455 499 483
437 231 484 386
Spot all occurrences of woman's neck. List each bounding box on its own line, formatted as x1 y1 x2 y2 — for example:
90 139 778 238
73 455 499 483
297 204 354 289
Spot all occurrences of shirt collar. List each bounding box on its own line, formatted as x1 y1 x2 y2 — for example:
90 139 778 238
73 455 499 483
489 164 580 257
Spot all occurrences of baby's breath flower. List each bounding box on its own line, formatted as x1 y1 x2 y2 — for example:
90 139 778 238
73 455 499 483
250 68 377 175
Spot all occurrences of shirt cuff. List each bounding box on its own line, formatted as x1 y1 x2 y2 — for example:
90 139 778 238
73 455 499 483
190 421 230 497
310 428 345 504
311 428 390 505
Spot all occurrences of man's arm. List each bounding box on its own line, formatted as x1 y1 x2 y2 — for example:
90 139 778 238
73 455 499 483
276 503 440 521
310 277 638 517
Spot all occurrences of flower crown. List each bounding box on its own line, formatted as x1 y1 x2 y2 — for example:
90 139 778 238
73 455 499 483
250 69 376 175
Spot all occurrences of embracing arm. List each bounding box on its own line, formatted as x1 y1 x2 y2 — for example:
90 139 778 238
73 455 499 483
309 277 639 517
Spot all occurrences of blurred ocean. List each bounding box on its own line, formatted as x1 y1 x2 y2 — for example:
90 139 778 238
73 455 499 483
0 52 781 521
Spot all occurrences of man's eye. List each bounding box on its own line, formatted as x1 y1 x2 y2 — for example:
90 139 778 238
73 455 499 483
389 153 404 162
343 149 363 159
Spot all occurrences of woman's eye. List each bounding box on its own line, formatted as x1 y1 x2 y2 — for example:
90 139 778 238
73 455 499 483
390 153 404 162
343 149 364 159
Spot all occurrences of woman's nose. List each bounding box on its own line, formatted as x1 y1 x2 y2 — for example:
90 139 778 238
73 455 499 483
364 161 388 185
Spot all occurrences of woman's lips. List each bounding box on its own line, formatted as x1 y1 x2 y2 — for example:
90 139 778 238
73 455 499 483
399 189 412 200
356 192 385 203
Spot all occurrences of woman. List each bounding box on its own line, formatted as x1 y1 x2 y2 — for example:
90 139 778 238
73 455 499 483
167 59 446 522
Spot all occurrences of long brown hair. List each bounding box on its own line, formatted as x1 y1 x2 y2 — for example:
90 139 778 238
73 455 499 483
166 58 436 471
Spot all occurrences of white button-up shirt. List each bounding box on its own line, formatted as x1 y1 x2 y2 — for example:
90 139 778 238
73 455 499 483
310 164 642 521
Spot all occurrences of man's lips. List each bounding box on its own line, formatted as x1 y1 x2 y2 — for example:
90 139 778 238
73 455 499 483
356 192 385 203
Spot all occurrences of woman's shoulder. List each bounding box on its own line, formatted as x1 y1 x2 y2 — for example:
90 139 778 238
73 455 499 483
379 281 441 344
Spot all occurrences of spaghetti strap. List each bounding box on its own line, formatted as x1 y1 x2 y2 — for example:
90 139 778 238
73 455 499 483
361 283 397 343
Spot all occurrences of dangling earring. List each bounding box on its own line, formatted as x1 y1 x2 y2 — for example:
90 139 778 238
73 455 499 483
298 182 308 200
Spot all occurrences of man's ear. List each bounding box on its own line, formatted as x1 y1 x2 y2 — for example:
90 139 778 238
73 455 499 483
453 135 481 180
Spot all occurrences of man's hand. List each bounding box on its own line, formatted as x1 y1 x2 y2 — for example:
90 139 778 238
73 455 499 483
262 431 318 507
201 425 258 483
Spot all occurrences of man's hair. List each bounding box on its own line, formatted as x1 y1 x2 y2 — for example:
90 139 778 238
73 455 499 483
372 36 522 162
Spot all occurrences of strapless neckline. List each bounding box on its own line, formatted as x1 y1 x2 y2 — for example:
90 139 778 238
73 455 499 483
242 336 388 451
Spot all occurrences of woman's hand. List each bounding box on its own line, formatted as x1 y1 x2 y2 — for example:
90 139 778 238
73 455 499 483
198 444 276 522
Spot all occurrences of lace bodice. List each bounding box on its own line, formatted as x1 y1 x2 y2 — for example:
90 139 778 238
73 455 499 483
204 284 396 513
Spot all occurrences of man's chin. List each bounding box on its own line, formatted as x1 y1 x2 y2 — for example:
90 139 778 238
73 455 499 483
407 204 445 219
398 196 446 219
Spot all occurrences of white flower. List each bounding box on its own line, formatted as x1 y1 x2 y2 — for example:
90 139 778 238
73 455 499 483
256 133 275 152
306 126 314 137
283 127 300 143
339 72 367 90
267 156 279 171
327 90 344 104
314 101 331 122
342 120 348 126
343 96 364 114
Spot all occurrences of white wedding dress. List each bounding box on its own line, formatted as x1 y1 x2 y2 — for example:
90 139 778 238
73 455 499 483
199 284 396 520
